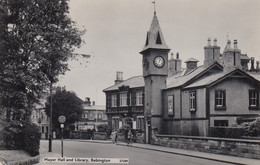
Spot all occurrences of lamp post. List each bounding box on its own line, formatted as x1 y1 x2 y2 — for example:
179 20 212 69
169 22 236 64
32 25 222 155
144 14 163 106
48 53 91 152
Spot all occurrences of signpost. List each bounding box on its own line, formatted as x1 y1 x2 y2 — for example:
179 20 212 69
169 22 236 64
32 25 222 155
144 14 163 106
58 115 66 157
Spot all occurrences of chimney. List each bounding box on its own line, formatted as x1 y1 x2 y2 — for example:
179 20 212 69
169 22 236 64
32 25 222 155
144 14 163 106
223 39 241 72
204 38 220 66
168 52 182 77
185 58 198 74
85 97 91 106
115 71 123 85
250 57 255 72
256 61 260 72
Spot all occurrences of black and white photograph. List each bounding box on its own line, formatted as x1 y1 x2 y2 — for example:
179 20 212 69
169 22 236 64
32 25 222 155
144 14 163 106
1 0 260 165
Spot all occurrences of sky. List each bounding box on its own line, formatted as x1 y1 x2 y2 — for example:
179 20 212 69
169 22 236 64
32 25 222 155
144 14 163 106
57 0 260 105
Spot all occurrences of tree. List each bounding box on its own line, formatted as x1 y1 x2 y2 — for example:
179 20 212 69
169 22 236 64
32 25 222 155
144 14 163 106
45 89 84 131
0 0 85 121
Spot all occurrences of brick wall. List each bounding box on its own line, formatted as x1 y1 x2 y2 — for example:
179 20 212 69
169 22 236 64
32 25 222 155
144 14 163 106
151 134 260 159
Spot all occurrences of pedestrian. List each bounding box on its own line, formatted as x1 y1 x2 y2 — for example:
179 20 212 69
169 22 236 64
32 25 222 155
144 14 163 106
115 130 118 144
110 131 116 144
127 130 133 146
53 131 56 139
45 132 48 140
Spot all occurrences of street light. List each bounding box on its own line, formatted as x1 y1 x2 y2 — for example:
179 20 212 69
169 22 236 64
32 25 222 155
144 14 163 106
48 53 91 152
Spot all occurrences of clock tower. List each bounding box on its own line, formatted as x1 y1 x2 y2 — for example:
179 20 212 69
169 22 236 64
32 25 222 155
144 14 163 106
140 12 170 143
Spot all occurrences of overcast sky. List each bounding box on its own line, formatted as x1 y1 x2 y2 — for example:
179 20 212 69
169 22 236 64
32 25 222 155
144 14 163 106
57 0 260 105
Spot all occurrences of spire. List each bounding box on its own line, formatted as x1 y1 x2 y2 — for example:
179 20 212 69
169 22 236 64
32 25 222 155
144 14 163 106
140 12 169 54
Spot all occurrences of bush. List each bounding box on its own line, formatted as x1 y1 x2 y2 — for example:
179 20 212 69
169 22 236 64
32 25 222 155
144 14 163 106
2 120 24 150
1 120 41 156
240 119 260 137
23 122 41 156
97 124 111 138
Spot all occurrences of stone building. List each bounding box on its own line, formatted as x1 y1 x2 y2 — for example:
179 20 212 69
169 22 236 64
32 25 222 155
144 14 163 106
104 11 260 143
76 98 108 131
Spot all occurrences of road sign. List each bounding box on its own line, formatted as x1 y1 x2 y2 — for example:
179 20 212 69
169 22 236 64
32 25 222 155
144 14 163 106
58 115 66 123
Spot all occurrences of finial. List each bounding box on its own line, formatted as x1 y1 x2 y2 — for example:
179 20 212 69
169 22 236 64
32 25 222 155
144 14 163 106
152 0 156 15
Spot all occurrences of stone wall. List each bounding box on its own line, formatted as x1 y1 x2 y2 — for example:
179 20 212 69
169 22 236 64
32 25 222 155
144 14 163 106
151 134 260 159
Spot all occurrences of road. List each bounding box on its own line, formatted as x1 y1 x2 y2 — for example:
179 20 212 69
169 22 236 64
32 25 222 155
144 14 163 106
38 140 233 165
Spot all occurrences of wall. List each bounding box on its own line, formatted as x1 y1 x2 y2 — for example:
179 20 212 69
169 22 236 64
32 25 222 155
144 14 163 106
209 77 260 127
162 88 208 136
152 134 260 159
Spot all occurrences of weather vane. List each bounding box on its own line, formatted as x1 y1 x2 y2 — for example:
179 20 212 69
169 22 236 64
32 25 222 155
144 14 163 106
152 0 156 15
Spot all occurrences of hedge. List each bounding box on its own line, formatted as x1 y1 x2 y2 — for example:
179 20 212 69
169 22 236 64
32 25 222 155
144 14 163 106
1 120 41 156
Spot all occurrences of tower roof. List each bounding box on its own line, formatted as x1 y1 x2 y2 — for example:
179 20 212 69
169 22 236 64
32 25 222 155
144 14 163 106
140 13 170 54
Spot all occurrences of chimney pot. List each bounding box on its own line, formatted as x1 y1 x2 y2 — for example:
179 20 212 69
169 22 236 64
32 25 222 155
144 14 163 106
171 52 174 59
234 40 238 49
214 38 217 46
207 37 211 46
176 52 179 59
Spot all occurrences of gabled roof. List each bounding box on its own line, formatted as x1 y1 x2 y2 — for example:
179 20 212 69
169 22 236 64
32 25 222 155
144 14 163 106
103 76 144 92
166 62 223 89
185 69 260 89
140 13 169 53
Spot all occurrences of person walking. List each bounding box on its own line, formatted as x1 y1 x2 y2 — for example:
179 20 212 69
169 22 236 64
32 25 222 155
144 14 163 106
111 131 115 144
115 130 118 144
127 130 133 146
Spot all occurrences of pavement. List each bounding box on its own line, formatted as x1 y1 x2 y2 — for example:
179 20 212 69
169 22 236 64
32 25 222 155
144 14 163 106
61 139 260 165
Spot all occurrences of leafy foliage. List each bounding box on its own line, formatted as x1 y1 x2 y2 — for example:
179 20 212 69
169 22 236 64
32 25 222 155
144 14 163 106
45 89 84 131
0 0 85 120
240 119 260 137
24 122 41 156
1 120 41 156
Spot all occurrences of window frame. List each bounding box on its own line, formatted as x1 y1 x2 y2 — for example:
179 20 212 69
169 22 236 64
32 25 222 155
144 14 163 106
249 90 259 110
189 91 196 112
137 116 145 130
120 92 128 107
111 94 117 107
136 91 144 106
215 89 226 110
168 95 174 116
214 120 229 127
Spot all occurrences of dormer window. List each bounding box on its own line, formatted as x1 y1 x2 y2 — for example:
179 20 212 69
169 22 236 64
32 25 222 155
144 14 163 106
156 32 162 44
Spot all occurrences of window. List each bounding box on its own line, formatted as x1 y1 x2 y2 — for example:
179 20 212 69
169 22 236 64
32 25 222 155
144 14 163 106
249 90 259 108
111 94 117 107
137 117 145 130
168 95 174 116
120 93 127 106
215 90 226 110
112 117 119 130
84 114 88 119
189 91 196 111
214 120 228 127
136 91 144 106
98 113 102 119
42 126 44 134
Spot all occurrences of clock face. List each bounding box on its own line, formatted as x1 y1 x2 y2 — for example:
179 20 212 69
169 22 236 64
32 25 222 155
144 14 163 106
154 56 165 68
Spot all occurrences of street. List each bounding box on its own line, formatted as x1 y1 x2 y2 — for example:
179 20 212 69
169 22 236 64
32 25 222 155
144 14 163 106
38 140 233 165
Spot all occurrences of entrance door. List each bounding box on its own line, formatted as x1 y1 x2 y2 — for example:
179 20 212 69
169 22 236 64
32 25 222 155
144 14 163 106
123 117 133 128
